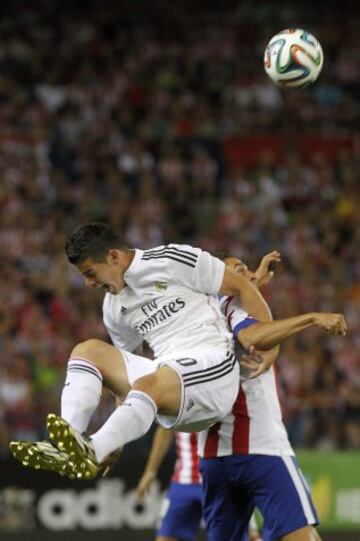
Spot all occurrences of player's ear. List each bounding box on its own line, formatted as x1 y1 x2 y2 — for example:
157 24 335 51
108 249 121 265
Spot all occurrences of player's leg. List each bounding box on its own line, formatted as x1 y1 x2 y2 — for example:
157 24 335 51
61 339 183 436
10 339 157 475
48 348 239 479
200 456 254 541
11 360 179 478
156 482 203 541
61 339 133 433
43 364 182 478
83 365 182 466
15 348 236 479
230 455 320 541
281 525 321 540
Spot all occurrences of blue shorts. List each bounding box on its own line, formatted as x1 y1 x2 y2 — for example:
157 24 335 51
200 454 319 541
157 481 203 541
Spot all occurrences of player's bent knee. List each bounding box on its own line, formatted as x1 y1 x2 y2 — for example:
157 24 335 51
132 373 154 393
71 339 108 362
132 373 163 403
70 339 120 371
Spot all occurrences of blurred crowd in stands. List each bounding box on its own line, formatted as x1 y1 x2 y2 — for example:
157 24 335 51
0 0 359 456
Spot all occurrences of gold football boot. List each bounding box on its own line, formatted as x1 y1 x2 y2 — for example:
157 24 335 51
46 413 99 480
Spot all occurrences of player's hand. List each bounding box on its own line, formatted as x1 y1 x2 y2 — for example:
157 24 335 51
240 347 276 379
99 448 123 477
253 251 281 288
313 313 347 335
135 470 157 503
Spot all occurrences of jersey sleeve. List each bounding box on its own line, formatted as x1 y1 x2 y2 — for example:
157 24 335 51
220 296 258 338
103 312 143 353
161 244 225 295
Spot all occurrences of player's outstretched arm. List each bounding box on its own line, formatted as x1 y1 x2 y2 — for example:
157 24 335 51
238 312 347 352
135 426 174 503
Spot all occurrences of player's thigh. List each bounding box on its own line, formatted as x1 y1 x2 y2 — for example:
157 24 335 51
132 365 182 416
234 455 319 541
200 458 254 541
281 525 321 541
71 339 157 398
157 482 203 541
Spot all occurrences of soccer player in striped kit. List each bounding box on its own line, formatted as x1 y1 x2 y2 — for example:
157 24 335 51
199 253 328 541
136 251 339 541
136 427 262 541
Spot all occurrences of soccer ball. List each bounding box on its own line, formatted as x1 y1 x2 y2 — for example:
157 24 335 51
264 29 324 88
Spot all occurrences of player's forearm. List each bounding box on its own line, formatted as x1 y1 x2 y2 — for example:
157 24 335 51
239 313 317 351
142 426 174 475
237 278 273 323
222 271 272 322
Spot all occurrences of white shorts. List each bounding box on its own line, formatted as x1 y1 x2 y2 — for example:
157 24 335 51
120 348 239 433
121 349 159 385
157 348 239 432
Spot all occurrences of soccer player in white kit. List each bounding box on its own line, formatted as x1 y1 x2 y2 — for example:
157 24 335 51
10 223 269 479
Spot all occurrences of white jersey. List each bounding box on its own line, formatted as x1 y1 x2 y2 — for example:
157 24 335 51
103 244 232 358
198 296 294 458
172 432 201 485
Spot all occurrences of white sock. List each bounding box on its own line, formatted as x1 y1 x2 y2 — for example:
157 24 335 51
90 390 157 462
61 358 103 433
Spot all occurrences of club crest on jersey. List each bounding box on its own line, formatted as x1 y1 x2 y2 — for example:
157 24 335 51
155 281 168 292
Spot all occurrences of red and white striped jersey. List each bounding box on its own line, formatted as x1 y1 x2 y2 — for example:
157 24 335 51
172 432 201 484
198 296 294 458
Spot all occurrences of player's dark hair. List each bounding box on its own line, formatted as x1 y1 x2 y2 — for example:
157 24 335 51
212 250 233 261
65 223 129 264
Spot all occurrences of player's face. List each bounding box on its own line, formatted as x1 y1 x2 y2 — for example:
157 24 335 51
224 256 255 281
77 252 125 295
